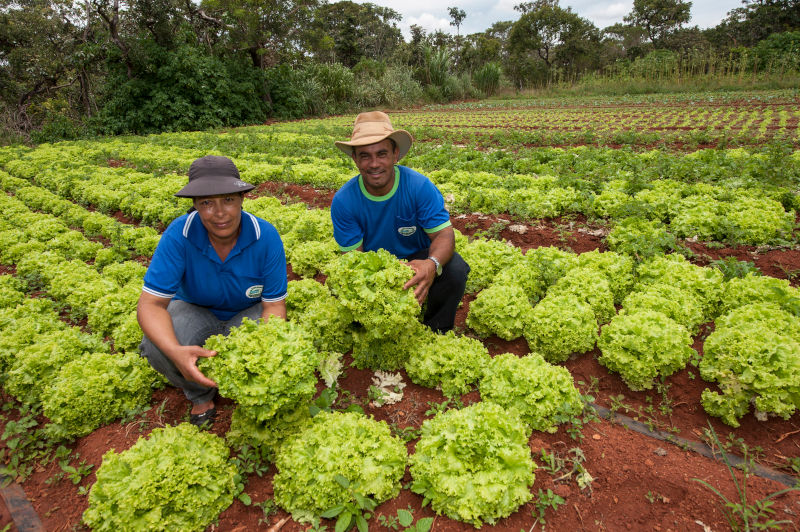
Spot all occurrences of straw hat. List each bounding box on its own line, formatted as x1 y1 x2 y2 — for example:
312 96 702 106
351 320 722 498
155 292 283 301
175 155 254 198
335 111 413 160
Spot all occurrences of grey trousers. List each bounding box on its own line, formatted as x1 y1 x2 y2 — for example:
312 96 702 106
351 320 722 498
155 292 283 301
139 299 262 405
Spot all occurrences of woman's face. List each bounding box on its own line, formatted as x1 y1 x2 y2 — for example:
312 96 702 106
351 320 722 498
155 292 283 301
192 193 243 244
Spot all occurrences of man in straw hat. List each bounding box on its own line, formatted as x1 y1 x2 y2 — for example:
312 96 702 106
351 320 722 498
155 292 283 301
332 111 469 333
137 155 288 426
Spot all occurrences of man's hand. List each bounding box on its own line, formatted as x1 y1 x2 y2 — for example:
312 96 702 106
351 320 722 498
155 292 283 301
167 345 218 388
404 258 437 304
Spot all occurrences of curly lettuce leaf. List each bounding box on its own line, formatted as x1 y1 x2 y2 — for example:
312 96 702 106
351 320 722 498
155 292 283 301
598 310 694 391
83 423 237 532
273 411 407 520
42 351 159 439
467 283 533 340
200 318 320 418
525 293 598 363
409 402 536 527
480 352 583 434
405 330 490 397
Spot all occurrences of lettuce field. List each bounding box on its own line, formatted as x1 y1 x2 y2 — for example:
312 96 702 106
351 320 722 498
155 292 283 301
1 89 800 531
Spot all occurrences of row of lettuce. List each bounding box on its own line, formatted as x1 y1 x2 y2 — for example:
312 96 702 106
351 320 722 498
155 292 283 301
2 130 799 247
1 135 800 529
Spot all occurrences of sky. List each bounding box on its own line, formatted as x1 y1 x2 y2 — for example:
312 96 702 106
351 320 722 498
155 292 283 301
343 1 744 38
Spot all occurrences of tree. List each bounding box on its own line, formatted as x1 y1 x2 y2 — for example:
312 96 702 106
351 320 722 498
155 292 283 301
709 0 800 48
311 2 402 66
623 0 692 46
506 2 600 87
0 0 98 134
200 0 320 68
448 6 465 35
448 6 466 67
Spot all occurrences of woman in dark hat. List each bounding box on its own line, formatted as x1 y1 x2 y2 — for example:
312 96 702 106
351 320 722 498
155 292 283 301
137 155 287 426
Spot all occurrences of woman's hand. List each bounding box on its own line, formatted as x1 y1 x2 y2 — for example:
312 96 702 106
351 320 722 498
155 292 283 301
166 345 218 388
137 292 218 387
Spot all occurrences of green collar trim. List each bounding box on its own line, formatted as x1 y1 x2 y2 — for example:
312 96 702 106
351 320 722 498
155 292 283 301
358 166 399 202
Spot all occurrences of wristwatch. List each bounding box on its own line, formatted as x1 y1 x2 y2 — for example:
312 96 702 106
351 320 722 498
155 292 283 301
428 256 442 276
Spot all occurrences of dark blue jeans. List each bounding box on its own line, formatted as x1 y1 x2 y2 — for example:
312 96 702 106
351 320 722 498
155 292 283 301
404 250 470 333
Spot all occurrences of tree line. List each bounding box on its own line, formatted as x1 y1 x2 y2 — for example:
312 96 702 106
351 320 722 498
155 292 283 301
1 0 798 142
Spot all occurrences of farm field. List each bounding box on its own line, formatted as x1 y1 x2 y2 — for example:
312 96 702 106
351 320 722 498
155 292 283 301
1 89 800 531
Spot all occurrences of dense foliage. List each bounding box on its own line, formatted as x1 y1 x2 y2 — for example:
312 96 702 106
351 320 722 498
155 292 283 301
273 411 407 521
83 423 238 531
404 330 491 397
479 353 583 433
409 402 536 527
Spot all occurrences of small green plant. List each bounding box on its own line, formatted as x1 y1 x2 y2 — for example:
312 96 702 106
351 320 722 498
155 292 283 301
378 507 433 531
319 475 378 532
0 404 60 485
473 220 509 241
693 423 799 531
786 456 800 475
709 256 761 281
539 449 565 476
230 444 271 478
255 497 278 525
645 490 667 504
389 423 421 443
424 398 463 417
311 388 338 416
56 454 94 485
532 488 566 529
545 447 593 493
368 385 390 407
656 379 674 417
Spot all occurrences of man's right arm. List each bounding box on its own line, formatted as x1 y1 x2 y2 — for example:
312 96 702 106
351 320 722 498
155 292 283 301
331 192 364 253
136 292 218 387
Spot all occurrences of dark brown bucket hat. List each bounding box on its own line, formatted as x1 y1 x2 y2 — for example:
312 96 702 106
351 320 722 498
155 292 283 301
174 155 255 198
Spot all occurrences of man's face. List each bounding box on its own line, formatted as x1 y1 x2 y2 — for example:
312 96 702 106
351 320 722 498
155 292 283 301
352 139 399 196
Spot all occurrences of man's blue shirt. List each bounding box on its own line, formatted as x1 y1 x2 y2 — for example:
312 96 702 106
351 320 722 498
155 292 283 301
143 210 287 321
331 165 451 258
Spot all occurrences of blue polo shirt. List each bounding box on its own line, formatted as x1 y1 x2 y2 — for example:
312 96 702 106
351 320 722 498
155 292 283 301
143 210 287 320
331 165 451 259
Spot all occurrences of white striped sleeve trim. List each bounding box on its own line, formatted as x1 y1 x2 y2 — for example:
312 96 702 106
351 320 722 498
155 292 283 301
182 211 198 238
261 293 287 303
142 286 176 299
245 212 260 239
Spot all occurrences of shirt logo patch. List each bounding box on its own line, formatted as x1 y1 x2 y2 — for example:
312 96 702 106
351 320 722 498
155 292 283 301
398 226 417 237
246 285 263 298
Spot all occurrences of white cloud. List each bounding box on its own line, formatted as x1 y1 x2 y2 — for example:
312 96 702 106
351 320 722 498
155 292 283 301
584 2 630 27
407 12 452 34
341 0 742 38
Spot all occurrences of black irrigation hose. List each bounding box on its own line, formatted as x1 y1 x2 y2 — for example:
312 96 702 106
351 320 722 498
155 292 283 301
590 403 800 488
0 474 43 532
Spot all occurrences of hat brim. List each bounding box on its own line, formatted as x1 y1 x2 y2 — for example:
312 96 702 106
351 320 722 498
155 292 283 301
174 176 255 198
335 130 413 160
